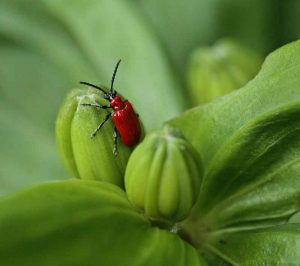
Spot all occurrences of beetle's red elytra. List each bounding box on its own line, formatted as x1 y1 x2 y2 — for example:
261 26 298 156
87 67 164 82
80 60 141 156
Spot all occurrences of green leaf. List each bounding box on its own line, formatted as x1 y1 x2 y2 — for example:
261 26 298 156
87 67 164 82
205 224 300 265
170 40 300 229
0 0 185 194
0 179 204 266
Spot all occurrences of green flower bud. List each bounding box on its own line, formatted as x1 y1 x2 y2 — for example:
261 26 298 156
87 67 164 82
187 38 263 106
56 87 132 188
125 125 203 223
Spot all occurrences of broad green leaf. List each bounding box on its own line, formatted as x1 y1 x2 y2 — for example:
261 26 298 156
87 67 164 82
170 40 300 229
205 224 300 265
197 103 300 229
0 179 204 266
0 0 184 194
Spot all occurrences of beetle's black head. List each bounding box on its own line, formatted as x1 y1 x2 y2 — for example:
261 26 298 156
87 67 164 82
104 90 117 101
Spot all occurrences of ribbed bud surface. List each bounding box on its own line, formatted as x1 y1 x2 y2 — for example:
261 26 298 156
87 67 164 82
125 125 203 222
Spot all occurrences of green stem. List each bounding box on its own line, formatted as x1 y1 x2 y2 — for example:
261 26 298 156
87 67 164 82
177 216 211 249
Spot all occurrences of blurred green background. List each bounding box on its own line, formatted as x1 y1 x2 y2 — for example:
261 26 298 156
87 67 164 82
0 0 300 195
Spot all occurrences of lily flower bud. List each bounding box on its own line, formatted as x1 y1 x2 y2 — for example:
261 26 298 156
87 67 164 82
56 87 132 188
187 38 263 105
125 125 203 222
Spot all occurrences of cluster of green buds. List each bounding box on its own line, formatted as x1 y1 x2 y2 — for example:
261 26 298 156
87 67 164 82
56 86 132 188
125 125 203 223
187 38 263 106
56 86 203 224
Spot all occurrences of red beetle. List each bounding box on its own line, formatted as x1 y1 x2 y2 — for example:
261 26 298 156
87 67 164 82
80 60 141 156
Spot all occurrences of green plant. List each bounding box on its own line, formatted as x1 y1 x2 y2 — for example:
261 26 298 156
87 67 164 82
0 40 300 265
1 0 300 195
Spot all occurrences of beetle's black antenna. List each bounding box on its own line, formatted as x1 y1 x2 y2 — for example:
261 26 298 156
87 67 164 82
111 59 121 93
80 81 107 95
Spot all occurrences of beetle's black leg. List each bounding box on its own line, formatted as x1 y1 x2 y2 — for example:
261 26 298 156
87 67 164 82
91 113 112 137
113 127 118 157
81 103 111 109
